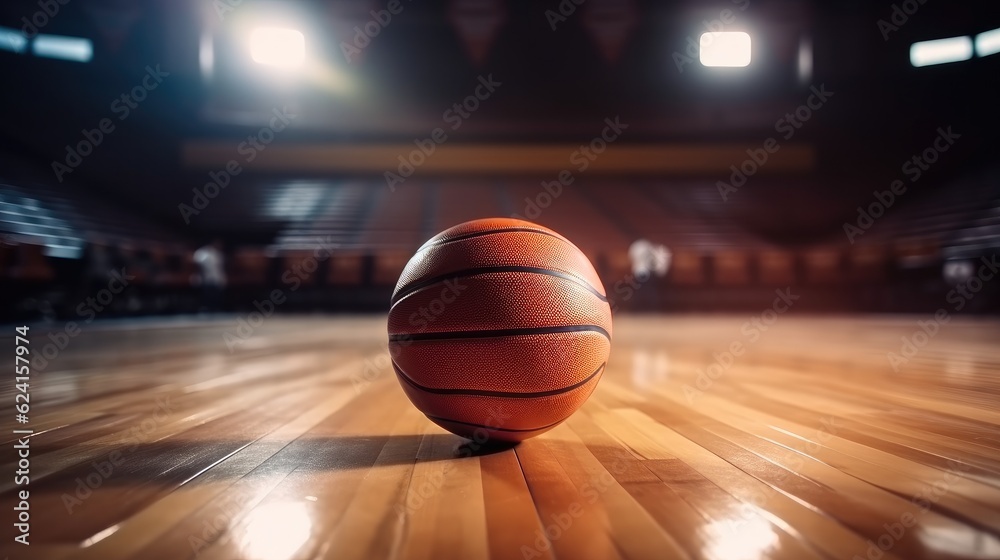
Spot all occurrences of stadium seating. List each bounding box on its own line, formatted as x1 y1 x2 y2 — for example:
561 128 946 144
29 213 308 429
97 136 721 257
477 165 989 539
2 168 998 318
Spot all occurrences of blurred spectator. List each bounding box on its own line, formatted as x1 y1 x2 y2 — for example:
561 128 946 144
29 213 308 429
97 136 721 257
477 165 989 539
194 239 227 312
629 239 672 311
942 259 974 285
629 240 671 279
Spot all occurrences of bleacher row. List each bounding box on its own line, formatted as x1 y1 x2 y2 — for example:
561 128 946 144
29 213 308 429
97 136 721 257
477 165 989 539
0 180 187 257
0 235 890 286
271 181 770 253
0 222 940 313
855 170 1000 257
2 173 998 317
234 244 882 289
1 237 971 319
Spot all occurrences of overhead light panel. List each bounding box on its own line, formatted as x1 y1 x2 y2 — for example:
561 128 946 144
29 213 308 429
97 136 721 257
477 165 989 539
33 34 93 62
249 27 305 69
699 32 752 68
909 36 973 67
975 27 1000 57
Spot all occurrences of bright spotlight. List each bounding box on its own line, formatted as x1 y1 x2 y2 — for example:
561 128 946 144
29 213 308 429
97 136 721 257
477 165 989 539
249 27 305 69
975 27 1000 58
909 36 973 67
699 32 752 68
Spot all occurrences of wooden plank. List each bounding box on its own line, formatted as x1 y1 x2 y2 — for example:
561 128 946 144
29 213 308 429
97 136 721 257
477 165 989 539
0 316 996 560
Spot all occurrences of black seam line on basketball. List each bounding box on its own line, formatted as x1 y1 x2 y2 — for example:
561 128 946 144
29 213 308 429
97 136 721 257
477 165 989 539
425 413 575 433
419 227 565 251
388 324 611 343
390 265 608 307
393 360 605 399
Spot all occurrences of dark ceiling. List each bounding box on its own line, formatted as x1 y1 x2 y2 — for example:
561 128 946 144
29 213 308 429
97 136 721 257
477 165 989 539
0 0 996 244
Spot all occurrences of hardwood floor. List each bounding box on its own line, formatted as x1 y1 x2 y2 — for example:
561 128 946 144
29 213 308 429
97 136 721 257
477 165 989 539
1 315 999 560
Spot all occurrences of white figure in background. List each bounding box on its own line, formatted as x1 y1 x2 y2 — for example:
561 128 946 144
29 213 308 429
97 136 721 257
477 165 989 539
629 239 671 281
627 239 671 311
942 259 974 285
194 239 227 312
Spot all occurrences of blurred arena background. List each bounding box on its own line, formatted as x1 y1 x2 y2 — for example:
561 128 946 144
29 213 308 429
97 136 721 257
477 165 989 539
4 2 1000 559
0 0 997 320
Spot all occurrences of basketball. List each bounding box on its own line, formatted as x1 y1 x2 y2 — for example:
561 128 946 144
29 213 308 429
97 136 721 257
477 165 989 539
387 217 613 443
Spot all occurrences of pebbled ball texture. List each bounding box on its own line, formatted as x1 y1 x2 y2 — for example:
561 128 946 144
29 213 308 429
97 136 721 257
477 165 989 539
388 217 613 443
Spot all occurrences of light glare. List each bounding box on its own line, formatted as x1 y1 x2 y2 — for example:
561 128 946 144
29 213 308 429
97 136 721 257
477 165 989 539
0 26 29 54
250 27 305 69
241 502 311 560
699 32 751 68
909 36 973 67
705 516 778 560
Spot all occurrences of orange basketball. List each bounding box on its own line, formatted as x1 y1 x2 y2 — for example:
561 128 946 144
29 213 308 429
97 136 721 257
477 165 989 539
387 217 612 443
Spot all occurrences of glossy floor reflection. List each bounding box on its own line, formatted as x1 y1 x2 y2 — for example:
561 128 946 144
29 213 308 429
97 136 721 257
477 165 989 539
1 315 999 560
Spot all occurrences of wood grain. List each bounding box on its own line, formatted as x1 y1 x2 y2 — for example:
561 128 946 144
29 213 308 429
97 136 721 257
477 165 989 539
1 315 998 560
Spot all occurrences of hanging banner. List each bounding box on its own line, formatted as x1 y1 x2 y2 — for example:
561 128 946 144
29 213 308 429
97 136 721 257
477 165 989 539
448 0 507 66
582 0 638 63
